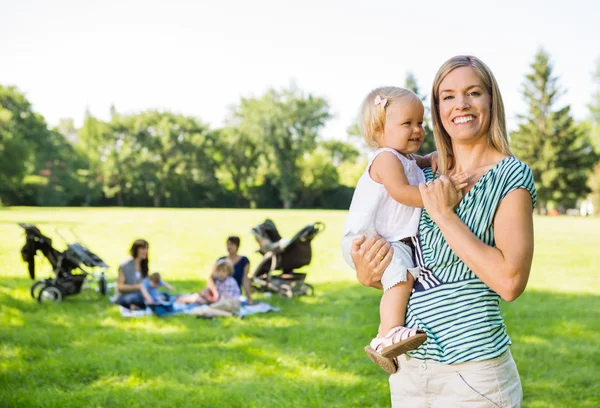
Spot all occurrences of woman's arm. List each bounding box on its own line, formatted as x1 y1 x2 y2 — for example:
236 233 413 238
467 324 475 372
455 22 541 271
242 262 254 304
350 235 393 290
207 263 217 293
420 176 534 301
116 267 141 293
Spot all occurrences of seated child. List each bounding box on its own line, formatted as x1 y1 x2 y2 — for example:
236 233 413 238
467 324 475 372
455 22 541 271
184 259 242 317
140 272 175 305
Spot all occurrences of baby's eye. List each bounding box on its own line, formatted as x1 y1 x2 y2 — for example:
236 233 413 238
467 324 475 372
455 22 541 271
402 121 411 126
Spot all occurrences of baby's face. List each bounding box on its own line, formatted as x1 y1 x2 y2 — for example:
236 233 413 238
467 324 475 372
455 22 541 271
215 269 229 281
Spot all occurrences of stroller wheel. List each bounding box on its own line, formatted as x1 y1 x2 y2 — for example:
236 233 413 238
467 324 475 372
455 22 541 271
278 284 293 298
303 283 314 296
38 285 63 304
30 281 46 299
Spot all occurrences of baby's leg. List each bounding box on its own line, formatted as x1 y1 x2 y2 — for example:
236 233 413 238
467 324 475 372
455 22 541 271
379 274 414 336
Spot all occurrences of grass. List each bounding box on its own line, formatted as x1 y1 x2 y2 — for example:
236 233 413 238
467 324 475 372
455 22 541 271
0 207 599 407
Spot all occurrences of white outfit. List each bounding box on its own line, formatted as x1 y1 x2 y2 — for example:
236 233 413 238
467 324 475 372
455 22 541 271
341 148 426 291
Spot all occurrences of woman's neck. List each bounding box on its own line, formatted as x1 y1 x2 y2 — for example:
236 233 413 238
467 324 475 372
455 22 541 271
452 140 503 173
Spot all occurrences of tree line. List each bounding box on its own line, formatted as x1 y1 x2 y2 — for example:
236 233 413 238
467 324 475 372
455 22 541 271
1 49 599 212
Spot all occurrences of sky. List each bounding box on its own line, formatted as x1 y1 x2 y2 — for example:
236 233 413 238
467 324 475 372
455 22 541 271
1 0 599 140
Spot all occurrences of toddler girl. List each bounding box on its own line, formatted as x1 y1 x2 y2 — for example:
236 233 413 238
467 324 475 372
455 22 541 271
341 87 467 373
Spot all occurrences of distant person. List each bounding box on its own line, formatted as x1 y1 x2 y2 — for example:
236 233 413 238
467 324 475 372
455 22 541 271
115 239 149 310
341 87 468 372
211 236 253 304
140 272 175 304
182 259 242 317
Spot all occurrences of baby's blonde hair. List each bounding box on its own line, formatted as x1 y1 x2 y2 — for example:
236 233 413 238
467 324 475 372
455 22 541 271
359 87 421 148
215 259 234 277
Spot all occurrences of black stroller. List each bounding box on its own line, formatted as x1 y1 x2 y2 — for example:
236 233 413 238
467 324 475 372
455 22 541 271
250 219 325 298
19 223 109 303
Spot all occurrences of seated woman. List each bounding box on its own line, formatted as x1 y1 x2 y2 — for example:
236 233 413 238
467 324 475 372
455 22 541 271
209 236 254 304
115 239 149 310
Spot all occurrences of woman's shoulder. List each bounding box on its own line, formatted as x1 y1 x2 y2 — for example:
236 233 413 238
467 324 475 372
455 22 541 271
494 156 535 185
490 156 537 204
119 257 134 269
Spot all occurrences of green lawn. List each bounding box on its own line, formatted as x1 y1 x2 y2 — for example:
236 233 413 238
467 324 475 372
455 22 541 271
0 208 599 408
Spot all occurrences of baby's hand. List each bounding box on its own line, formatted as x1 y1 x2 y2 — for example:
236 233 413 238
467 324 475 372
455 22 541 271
430 152 439 173
450 172 469 191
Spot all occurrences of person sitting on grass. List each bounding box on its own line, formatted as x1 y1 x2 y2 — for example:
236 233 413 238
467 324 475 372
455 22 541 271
182 259 242 317
140 272 175 306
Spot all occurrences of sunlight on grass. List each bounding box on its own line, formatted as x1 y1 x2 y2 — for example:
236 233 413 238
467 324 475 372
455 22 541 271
100 317 189 334
0 208 599 407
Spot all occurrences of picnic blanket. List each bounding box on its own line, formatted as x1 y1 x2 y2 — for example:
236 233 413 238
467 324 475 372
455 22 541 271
118 299 279 318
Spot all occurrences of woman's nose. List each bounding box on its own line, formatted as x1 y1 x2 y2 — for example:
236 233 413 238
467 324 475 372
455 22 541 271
456 95 470 109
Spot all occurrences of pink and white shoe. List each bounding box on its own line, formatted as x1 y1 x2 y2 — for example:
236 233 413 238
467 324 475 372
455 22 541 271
364 326 427 373
375 325 427 358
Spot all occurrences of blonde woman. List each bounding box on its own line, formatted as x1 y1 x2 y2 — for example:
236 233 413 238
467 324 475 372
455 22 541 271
351 55 536 407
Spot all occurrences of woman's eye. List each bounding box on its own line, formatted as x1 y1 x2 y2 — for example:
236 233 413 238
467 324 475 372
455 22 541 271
442 95 453 100
469 91 481 96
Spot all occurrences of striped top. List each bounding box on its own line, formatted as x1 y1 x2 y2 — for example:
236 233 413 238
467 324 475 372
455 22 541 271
405 156 537 364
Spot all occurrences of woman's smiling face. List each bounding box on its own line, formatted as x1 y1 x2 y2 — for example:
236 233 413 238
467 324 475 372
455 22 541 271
438 66 491 143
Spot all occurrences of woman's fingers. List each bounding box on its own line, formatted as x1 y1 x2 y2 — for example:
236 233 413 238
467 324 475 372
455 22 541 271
351 235 366 253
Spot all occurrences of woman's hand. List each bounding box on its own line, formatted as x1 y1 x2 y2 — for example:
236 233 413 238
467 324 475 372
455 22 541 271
350 235 393 289
419 175 463 223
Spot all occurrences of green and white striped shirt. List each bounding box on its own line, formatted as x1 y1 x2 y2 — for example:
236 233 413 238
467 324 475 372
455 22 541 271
406 156 537 364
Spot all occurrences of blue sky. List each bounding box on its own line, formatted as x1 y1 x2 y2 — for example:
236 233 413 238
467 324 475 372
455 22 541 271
1 0 598 140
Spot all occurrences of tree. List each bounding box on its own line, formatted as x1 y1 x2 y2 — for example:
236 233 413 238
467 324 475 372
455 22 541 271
405 72 436 155
76 110 107 205
233 86 331 208
510 49 598 212
213 126 262 207
585 57 600 214
319 140 359 166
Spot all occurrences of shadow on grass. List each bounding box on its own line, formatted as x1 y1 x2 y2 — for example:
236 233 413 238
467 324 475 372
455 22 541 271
0 277 599 407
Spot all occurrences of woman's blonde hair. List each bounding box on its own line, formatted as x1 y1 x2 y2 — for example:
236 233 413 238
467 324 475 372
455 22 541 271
431 55 512 174
360 87 421 148
215 259 234 276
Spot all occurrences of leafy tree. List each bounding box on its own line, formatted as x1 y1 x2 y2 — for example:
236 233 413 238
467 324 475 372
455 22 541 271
233 86 330 208
510 49 598 211
213 126 262 207
585 57 600 214
319 140 360 166
405 72 436 155
0 86 42 202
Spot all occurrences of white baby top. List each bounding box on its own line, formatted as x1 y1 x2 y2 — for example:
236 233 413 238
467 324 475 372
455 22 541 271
343 148 426 242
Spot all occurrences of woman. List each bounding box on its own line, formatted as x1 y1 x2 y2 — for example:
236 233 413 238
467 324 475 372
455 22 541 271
351 55 536 407
209 236 254 304
115 239 149 310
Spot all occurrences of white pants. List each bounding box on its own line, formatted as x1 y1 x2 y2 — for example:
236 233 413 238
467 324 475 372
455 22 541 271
341 234 420 291
389 349 523 407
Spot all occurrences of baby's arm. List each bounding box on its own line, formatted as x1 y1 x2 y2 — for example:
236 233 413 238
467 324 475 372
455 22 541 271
162 281 175 291
370 152 424 208
140 284 154 304
413 152 443 174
